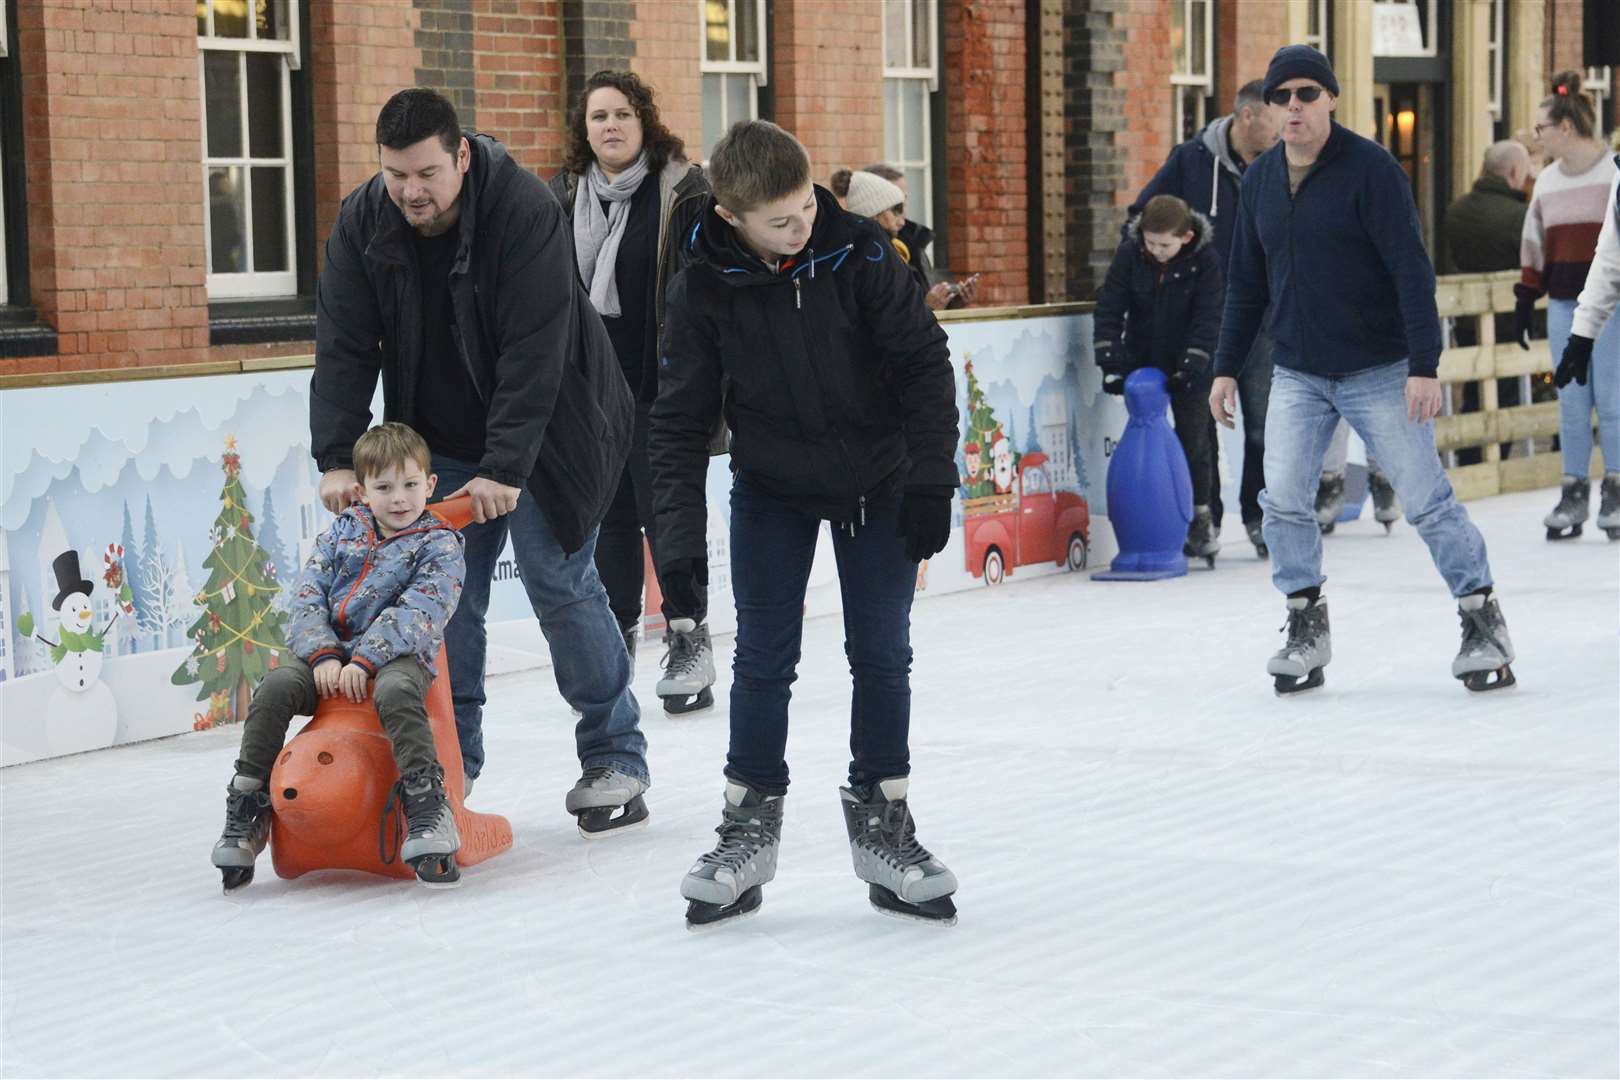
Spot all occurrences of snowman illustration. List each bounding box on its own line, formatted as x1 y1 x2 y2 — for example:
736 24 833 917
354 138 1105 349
16 550 122 754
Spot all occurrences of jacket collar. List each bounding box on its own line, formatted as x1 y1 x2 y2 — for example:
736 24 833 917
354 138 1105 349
1471 173 1527 202
687 185 860 287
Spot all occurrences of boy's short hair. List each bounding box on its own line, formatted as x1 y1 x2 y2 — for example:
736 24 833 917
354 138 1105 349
376 88 460 155
1140 194 1193 237
708 120 812 214
352 422 433 484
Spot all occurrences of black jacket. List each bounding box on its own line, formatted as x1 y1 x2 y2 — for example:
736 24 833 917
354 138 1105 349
1442 174 1528 274
649 186 959 568
311 132 632 555
1093 211 1225 377
548 160 711 401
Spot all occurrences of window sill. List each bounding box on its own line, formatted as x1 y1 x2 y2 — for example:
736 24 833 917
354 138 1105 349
209 297 316 346
0 308 59 357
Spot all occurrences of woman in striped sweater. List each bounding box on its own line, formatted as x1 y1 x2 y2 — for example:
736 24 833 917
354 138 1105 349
1516 71 1619 540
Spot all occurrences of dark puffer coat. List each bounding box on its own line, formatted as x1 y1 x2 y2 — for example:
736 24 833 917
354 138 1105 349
1093 210 1225 377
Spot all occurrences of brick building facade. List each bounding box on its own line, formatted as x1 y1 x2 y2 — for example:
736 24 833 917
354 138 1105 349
0 0 1615 380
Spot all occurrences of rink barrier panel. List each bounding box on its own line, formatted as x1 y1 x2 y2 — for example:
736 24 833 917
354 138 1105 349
1434 269 1603 501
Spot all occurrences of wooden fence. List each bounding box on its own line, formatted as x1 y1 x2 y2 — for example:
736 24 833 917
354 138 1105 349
1435 269 1602 501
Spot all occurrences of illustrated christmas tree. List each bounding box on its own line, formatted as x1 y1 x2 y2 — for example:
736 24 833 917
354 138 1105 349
171 435 289 729
960 355 1006 498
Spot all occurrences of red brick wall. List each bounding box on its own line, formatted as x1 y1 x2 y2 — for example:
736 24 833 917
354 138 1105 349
9 1 208 376
1214 0 1287 112
1547 0 1584 79
772 0 885 181
310 1 421 267
472 1 566 176
1114 1 1174 208
629 1 702 159
942 0 1028 306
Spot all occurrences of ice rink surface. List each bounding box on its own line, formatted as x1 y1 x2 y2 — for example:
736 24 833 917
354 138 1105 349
2 490 1616 1078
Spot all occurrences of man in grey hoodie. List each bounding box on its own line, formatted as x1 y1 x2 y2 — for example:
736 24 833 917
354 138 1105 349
1126 80 1280 555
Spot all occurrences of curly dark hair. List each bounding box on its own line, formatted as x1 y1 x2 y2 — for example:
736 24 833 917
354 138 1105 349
561 70 687 176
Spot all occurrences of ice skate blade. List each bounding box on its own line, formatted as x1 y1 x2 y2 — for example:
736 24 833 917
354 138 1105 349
1272 668 1325 696
409 853 462 887
686 885 763 930
1460 665 1516 693
219 866 255 894
869 885 957 926
1545 524 1583 541
1318 522 1336 535
575 794 650 839
661 687 715 715
1605 527 1620 541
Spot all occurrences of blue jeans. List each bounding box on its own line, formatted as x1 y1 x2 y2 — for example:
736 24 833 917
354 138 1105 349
433 456 647 784
1546 297 1620 478
1261 362 1493 598
727 477 915 794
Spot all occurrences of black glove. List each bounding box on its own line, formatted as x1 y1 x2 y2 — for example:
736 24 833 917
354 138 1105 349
1513 293 1536 350
1555 333 1594 388
1096 342 1125 395
1169 348 1210 392
657 557 708 619
897 488 953 563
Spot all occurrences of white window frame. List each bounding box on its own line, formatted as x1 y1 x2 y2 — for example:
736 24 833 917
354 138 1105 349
882 0 939 232
1170 0 1213 144
1586 67 1612 136
1303 0 1330 57
0 3 9 303
699 0 768 157
199 0 299 299
1487 0 1505 122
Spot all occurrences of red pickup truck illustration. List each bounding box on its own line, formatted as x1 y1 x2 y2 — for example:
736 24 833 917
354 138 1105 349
961 452 1090 584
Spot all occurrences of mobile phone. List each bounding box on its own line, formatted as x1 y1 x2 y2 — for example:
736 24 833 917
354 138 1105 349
948 273 982 296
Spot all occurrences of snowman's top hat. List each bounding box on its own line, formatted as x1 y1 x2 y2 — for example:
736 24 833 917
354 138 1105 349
51 550 94 610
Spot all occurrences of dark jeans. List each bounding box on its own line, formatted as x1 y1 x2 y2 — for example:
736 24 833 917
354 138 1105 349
1170 376 1218 508
594 402 705 628
726 476 916 794
1209 334 1274 526
433 455 647 784
235 656 437 780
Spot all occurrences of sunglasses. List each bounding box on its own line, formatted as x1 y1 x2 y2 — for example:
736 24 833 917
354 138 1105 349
1266 86 1326 106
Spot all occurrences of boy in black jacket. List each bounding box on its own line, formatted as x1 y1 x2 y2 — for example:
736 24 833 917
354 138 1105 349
1094 194 1227 562
649 120 961 929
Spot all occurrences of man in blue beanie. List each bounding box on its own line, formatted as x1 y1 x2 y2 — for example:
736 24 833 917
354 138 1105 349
1208 44 1516 696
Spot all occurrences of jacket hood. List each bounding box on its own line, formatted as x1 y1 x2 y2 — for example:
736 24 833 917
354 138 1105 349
1123 207 1217 261
1199 115 1244 178
685 184 875 287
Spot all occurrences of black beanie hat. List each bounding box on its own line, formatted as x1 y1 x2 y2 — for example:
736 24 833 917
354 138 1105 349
1262 44 1339 99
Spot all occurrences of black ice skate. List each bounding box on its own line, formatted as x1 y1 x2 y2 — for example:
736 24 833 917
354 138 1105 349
1315 472 1345 534
380 764 462 887
682 781 782 930
1453 593 1516 692
1245 520 1268 559
1183 505 1220 568
1597 473 1620 541
658 618 716 714
211 774 272 894
1543 476 1590 540
1368 470 1400 532
565 765 650 838
841 777 958 926
1267 595 1330 695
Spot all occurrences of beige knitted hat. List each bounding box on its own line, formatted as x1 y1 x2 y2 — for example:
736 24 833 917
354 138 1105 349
844 170 905 219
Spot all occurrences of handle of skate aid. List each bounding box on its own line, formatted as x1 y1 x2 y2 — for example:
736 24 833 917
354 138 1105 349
428 494 476 531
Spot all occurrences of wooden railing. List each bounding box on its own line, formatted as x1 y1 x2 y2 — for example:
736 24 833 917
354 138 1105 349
1435 270 1599 501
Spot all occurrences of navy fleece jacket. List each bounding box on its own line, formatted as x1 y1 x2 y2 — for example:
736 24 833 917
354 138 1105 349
1213 121 1442 380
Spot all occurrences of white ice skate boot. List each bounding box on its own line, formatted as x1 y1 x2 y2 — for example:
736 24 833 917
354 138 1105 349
657 618 716 714
682 780 783 929
841 777 958 925
1453 592 1516 692
565 765 650 838
1267 595 1330 695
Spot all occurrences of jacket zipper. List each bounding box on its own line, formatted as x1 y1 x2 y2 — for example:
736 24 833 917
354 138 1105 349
332 517 446 637
786 260 867 532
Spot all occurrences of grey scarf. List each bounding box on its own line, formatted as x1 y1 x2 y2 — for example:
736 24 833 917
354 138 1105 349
572 152 650 318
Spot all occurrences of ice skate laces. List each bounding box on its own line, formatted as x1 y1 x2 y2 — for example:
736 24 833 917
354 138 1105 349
1278 605 1319 652
661 629 699 679
866 799 933 870
222 787 270 841
1458 603 1505 656
379 767 446 865
698 799 781 871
